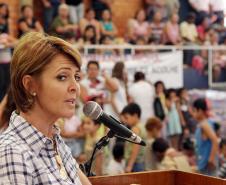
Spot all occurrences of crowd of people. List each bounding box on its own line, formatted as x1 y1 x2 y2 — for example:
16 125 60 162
0 0 226 182
0 0 225 95
1 56 226 179
0 1 226 46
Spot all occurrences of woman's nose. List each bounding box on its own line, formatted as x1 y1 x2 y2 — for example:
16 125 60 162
69 79 80 93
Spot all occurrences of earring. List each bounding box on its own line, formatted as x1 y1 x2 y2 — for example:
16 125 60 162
32 92 37 96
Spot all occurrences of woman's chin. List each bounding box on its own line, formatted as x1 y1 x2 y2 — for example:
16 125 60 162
61 111 74 119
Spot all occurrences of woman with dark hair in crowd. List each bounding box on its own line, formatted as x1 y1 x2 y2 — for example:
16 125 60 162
197 16 210 43
153 81 167 121
0 3 9 34
18 5 43 37
77 25 98 54
80 25 98 44
0 3 8 19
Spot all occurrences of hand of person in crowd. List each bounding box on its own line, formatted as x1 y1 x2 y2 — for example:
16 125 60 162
0 34 18 48
210 15 218 24
65 24 78 31
207 159 216 171
125 165 132 173
101 69 108 79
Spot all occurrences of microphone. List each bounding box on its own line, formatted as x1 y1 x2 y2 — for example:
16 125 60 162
83 101 146 146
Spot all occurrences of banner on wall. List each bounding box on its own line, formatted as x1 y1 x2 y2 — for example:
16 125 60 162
82 51 183 88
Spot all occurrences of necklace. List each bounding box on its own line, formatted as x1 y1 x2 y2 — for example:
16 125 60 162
53 138 68 180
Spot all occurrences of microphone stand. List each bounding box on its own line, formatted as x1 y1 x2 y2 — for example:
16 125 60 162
79 130 116 177
79 130 145 177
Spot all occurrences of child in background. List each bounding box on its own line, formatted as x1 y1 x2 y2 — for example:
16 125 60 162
144 117 162 170
82 116 105 176
152 138 192 172
165 89 183 150
106 143 125 175
193 98 219 176
121 103 146 172
182 136 197 170
177 88 197 134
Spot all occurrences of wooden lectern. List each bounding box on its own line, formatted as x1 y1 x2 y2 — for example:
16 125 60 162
89 170 226 185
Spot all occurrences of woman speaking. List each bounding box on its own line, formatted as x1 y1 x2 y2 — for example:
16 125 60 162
0 32 91 185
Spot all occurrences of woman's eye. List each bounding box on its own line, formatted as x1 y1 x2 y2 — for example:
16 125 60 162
57 75 67 81
75 75 81 82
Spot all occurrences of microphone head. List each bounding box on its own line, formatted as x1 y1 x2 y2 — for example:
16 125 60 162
140 140 146 146
83 101 102 120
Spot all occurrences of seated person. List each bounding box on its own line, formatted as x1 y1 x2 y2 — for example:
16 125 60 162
99 35 116 56
152 138 192 172
77 25 98 52
196 16 210 44
127 9 149 43
0 3 9 22
100 9 117 38
149 11 165 45
79 8 101 41
164 13 181 45
49 3 77 39
0 3 9 34
0 34 17 102
134 36 149 54
18 5 43 37
180 12 198 43
0 15 8 34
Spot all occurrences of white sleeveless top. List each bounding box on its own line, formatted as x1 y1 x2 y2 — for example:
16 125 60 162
104 78 127 119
